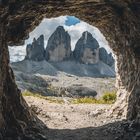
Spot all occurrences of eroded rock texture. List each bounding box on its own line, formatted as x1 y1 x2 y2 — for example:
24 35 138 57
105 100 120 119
0 0 140 138
25 35 45 61
73 31 99 64
46 26 71 62
99 47 114 66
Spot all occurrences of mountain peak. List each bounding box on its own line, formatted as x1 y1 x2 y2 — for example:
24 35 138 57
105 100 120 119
25 35 45 61
55 26 65 33
45 26 71 62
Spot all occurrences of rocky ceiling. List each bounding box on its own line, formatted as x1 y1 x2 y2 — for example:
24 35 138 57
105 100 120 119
0 0 140 139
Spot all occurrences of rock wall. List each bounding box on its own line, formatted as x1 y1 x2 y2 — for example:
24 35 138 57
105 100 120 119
0 22 33 138
73 31 100 64
46 26 71 62
81 48 99 64
99 48 114 66
25 35 45 61
0 0 140 138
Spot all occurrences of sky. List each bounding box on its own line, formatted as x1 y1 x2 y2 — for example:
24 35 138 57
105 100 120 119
9 16 112 62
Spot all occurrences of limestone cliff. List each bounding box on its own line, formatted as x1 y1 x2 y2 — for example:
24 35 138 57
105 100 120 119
99 47 114 66
46 26 71 62
25 35 45 61
73 31 99 64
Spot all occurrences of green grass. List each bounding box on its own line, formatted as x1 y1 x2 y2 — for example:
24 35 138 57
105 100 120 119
71 91 117 104
102 91 117 104
22 90 117 105
22 90 64 104
71 97 104 104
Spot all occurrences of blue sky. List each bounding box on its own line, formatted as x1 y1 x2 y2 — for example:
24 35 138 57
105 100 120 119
65 16 80 26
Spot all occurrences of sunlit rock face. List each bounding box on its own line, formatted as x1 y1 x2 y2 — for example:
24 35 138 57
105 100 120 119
73 31 99 64
46 26 71 62
99 47 114 66
25 35 45 61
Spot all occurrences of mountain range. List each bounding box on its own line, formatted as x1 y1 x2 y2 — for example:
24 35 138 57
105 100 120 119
11 26 115 79
24 26 114 67
11 26 116 95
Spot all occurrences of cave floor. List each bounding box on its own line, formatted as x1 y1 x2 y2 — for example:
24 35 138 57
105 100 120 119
24 96 139 140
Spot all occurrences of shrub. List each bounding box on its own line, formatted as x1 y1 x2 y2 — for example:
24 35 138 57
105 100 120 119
71 91 117 104
71 97 107 104
102 91 117 103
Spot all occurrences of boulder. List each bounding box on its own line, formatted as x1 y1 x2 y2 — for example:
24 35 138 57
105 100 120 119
46 26 71 62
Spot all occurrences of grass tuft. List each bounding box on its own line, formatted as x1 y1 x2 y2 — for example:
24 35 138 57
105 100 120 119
71 91 117 104
22 90 64 104
22 90 117 105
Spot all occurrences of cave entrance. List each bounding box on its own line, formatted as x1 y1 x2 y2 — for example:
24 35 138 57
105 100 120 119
1 1 139 139
9 16 118 129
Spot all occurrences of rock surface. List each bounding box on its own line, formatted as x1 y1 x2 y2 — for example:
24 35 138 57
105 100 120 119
11 59 116 98
24 28 115 68
99 47 114 66
11 59 115 78
46 26 71 62
25 35 45 61
24 96 140 140
0 0 140 139
73 31 99 64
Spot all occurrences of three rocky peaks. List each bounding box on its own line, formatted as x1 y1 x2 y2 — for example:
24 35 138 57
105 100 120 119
25 26 114 66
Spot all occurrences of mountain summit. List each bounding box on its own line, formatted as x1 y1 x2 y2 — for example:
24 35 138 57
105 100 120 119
73 31 100 64
25 35 45 61
24 26 114 68
46 26 72 61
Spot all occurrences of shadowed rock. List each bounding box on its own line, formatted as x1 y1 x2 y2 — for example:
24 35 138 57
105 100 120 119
25 35 45 61
46 26 71 62
99 47 115 66
73 31 100 64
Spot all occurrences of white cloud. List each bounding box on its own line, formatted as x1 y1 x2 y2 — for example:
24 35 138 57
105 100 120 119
9 16 112 62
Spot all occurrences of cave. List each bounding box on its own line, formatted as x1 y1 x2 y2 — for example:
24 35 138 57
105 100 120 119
0 0 140 139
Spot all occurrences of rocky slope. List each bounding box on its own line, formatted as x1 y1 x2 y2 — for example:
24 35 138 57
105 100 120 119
11 59 115 78
11 59 116 98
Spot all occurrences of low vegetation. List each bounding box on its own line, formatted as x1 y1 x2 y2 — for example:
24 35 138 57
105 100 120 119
22 90 64 104
102 91 117 103
22 90 117 104
72 91 117 104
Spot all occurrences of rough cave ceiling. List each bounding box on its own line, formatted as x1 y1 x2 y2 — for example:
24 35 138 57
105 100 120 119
0 0 139 58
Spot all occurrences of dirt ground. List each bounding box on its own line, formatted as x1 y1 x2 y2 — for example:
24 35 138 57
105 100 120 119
23 96 138 140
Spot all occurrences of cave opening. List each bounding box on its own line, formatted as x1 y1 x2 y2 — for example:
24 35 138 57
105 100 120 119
8 16 118 130
0 1 140 139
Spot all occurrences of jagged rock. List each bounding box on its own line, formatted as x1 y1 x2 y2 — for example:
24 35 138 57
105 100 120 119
25 35 45 61
73 31 99 64
46 26 71 62
99 47 115 66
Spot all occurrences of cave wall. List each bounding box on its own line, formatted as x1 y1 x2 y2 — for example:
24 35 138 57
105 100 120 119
0 0 140 137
